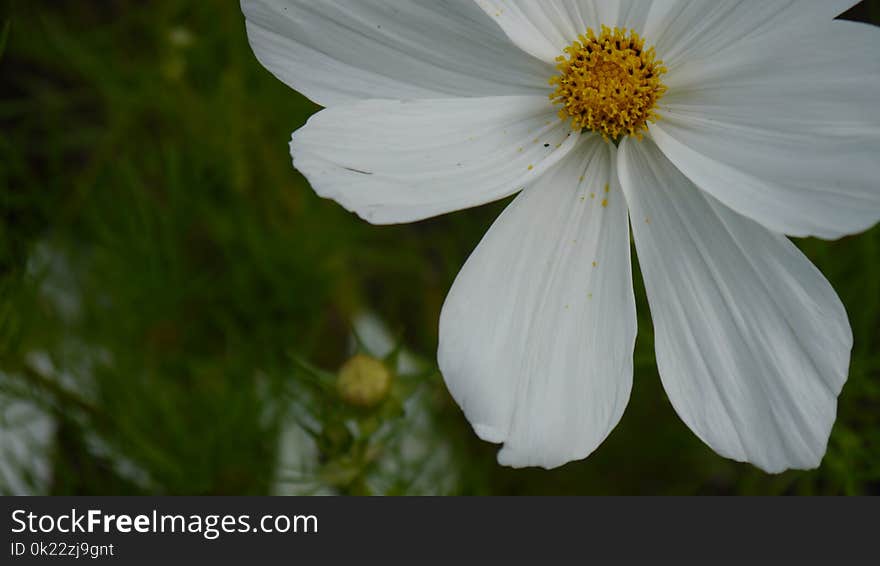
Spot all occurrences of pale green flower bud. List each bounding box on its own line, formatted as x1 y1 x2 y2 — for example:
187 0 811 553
336 354 392 408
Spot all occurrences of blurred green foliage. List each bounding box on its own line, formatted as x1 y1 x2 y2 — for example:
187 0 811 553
0 0 878 495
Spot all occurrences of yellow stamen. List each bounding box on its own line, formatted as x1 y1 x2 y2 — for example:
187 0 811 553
549 26 667 141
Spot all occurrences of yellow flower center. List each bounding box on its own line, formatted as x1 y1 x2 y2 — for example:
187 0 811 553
550 26 667 141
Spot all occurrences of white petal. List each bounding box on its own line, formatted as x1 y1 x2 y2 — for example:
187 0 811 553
439 136 636 469
651 20 880 239
291 97 579 224
475 0 860 66
241 0 551 106
619 137 852 473
474 0 663 63
649 0 860 72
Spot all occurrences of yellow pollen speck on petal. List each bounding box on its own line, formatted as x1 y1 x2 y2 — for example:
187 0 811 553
590 193 596 199
592 261 598 267
601 198 609 208
528 165 534 171
579 175 585 182
549 26 667 141
604 183 610 194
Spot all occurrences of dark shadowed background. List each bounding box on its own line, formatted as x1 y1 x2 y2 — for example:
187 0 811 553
1 0 878 495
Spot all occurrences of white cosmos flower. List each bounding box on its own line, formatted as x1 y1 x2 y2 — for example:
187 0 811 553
242 0 880 473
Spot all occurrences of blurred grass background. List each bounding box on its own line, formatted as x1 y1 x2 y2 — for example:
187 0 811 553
0 0 878 495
